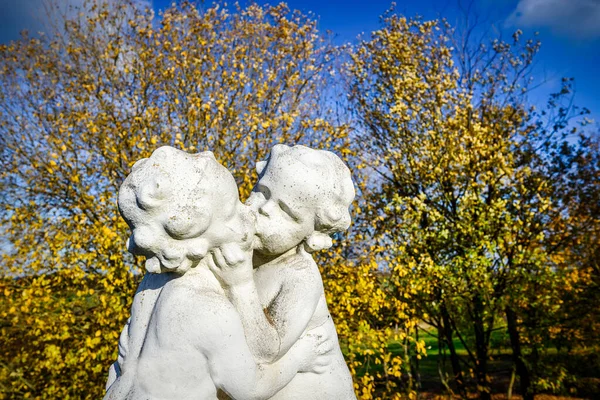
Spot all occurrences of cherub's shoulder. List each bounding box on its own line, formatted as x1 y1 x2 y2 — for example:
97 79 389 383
156 275 233 319
274 252 323 292
278 249 318 272
151 275 240 347
254 249 323 301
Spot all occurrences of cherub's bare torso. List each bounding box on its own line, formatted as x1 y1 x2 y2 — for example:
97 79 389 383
254 249 355 399
131 275 226 399
106 271 228 399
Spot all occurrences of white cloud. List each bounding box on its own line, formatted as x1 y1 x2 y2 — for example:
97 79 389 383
506 0 600 39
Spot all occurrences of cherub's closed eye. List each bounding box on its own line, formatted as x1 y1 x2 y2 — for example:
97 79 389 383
278 200 300 222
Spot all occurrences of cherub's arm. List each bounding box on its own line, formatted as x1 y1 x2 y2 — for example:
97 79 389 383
159 284 331 400
105 318 129 391
226 279 281 361
105 272 174 393
208 244 281 363
210 244 324 362
208 316 331 400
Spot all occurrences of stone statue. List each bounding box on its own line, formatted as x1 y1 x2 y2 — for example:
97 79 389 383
105 145 357 400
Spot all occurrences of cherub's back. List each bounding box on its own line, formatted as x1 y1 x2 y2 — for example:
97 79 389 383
122 271 230 399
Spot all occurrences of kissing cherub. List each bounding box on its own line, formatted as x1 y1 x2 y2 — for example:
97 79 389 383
211 144 357 399
106 146 332 400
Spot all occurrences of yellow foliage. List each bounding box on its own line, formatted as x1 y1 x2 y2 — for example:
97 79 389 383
0 1 369 398
346 6 599 398
4 1 594 399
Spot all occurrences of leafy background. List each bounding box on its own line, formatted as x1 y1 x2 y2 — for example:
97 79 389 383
1 1 598 399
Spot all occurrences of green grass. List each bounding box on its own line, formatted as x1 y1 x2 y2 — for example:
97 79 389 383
415 325 511 356
349 326 600 397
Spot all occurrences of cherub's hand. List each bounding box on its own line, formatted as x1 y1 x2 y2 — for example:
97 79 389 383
291 325 334 374
207 242 254 288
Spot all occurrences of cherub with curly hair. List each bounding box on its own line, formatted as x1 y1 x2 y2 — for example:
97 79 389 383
105 146 333 400
211 144 357 399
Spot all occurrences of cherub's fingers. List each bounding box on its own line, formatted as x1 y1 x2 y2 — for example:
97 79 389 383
317 340 334 355
308 334 325 350
221 242 245 265
311 330 330 348
232 245 248 264
310 326 329 341
211 248 228 269
313 353 333 368
206 253 220 274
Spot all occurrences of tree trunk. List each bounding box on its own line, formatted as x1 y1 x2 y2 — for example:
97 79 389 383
404 328 413 393
437 328 454 395
506 307 533 400
473 323 491 400
414 326 421 392
473 296 491 400
440 304 466 396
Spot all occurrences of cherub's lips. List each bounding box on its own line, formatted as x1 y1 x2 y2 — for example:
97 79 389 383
251 233 263 249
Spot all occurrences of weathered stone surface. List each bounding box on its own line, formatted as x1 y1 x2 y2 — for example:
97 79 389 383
105 145 356 400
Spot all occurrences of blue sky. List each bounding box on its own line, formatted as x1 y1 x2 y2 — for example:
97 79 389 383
2 0 598 121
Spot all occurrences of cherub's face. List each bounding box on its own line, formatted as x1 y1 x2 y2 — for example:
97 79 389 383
120 147 254 274
246 158 320 256
128 200 253 273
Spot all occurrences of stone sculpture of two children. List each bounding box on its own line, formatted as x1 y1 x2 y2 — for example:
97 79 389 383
104 144 357 400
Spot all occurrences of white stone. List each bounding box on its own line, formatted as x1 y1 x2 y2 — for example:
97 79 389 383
105 145 356 400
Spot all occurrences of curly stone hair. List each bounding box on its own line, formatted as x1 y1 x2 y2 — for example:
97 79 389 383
118 146 240 273
257 144 355 252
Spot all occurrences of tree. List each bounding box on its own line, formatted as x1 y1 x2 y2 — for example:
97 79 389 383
346 8 596 398
510 127 600 396
0 1 351 397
